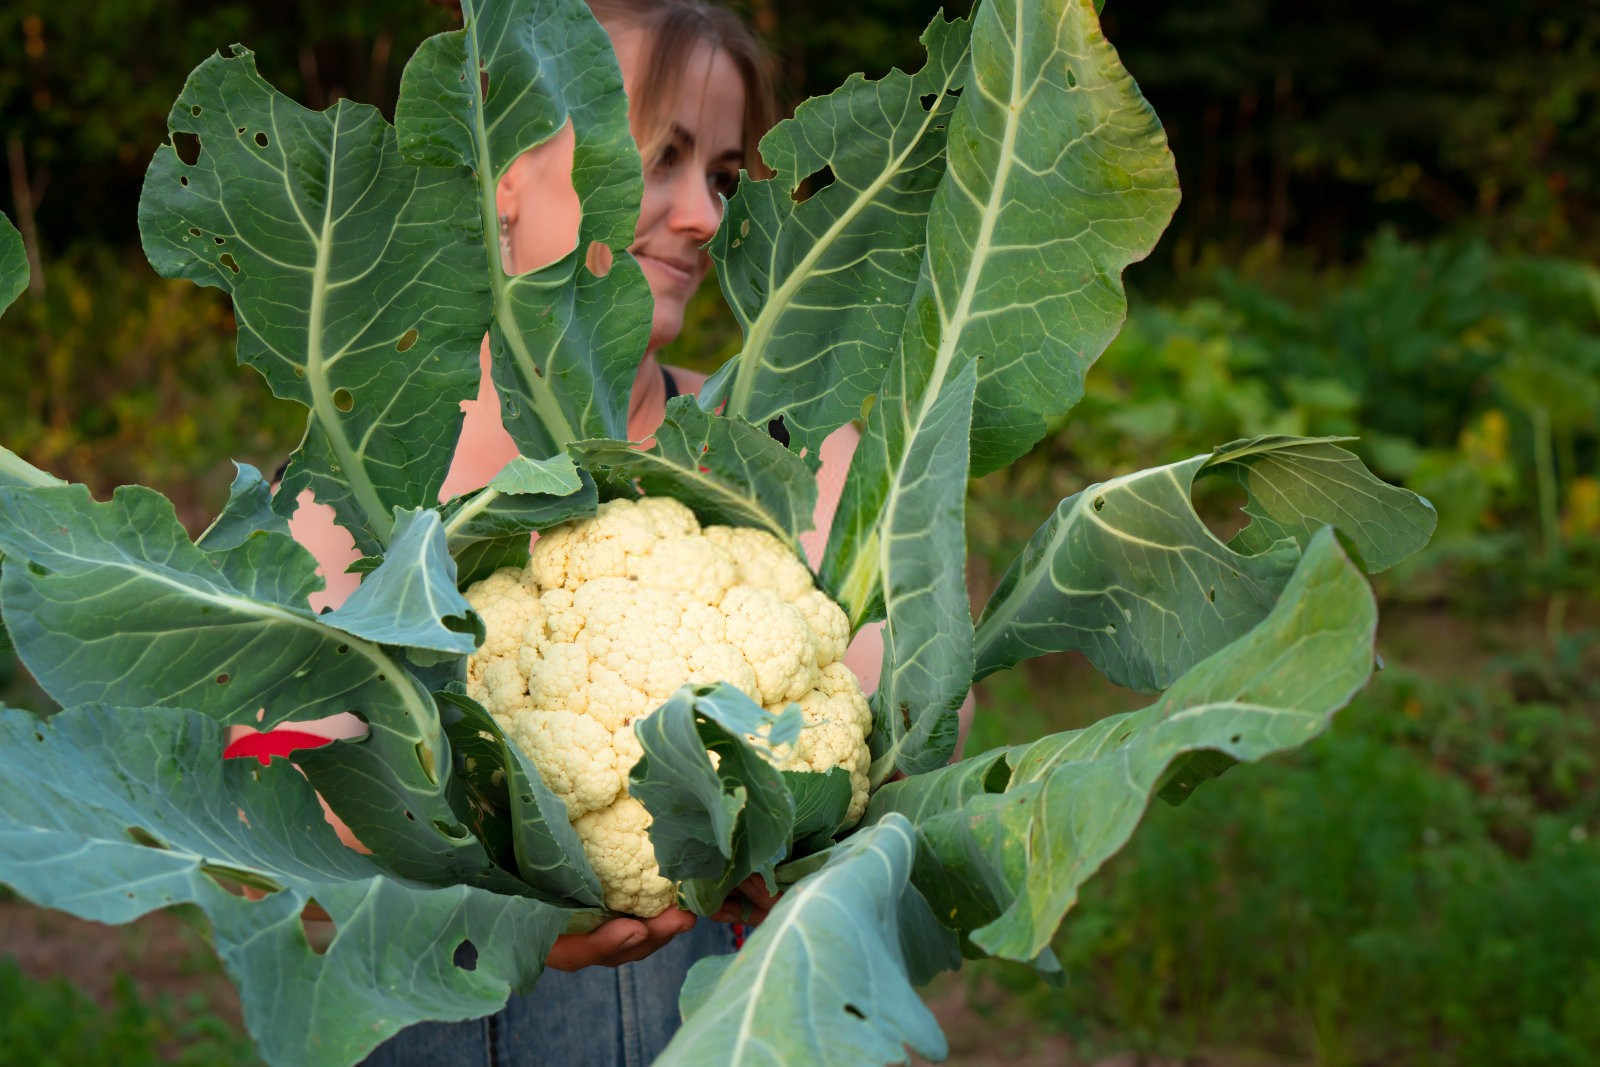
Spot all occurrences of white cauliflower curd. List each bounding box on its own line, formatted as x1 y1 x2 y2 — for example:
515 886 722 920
463 496 873 917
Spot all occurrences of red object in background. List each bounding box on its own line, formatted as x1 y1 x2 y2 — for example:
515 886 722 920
223 729 335 766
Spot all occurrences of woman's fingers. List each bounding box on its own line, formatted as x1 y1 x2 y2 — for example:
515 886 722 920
544 907 697 971
709 874 780 925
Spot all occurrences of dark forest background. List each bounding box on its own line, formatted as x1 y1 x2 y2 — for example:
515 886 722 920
4 1 1596 263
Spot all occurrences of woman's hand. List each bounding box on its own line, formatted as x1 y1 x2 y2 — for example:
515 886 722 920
710 874 780 926
545 907 697 971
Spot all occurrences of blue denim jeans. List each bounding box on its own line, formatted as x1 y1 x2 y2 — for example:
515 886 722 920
361 918 737 1067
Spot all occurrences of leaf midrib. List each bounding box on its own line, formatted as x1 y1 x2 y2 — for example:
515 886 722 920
305 105 394 543
723 49 969 423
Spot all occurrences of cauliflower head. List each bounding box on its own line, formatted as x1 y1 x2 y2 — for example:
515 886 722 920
463 497 872 917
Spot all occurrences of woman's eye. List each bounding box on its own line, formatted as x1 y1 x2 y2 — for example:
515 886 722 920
709 170 739 199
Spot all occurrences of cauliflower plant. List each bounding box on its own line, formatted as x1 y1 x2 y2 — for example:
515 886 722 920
463 496 873 917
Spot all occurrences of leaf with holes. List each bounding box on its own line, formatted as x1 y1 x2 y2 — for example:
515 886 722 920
396 0 650 458
0 703 568 1067
139 47 485 556
973 436 1438 690
701 13 972 459
870 530 1376 961
660 814 951 1066
0 484 509 887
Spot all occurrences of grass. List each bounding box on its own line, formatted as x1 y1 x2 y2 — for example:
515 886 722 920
0 956 259 1067
946 607 1600 1067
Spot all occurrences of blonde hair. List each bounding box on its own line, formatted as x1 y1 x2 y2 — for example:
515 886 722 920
586 0 776 178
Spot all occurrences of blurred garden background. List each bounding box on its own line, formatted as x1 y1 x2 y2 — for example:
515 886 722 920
2 1 1596 1064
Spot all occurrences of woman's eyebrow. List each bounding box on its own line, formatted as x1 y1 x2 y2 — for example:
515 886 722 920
668 122 742 164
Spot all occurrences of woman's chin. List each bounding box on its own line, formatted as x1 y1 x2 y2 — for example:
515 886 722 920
648 308 685 354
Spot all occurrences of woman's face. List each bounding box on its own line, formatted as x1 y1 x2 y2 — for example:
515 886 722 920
498 30 747 354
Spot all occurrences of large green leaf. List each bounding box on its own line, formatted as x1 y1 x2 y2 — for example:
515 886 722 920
630 684 800 915
571 396 818 556
0 212 27 314
0 484 505 887
823 0 1177 691
873 529 1377 962
974 436 1435 689
701 14 972 457
396 0 650 457
0 703 567 1067
953 0 1180 475
662 814 951 1066
139 47 485 555
1214 436 1438 571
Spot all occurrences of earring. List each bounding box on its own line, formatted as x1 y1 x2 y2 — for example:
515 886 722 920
498 213 513 273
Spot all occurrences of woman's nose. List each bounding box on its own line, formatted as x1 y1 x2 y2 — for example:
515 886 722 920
668 170 722 241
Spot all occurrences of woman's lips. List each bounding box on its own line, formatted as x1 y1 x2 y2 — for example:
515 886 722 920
635 250 698 288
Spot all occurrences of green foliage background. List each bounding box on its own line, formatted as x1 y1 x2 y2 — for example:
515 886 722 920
1 1 1597 1064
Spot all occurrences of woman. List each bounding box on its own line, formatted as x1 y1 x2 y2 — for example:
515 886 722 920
346 2 866 1062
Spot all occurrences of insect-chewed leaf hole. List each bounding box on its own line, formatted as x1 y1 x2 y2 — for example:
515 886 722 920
188 227 201 236
1066 68 1078 88
843 1004 866 1020
585 240 614 278
1230 734 1242 744
395 327 420 352
333 388 355 413
453 939 479 971
1092 495 1106 512
190 104 202 116
793 164 835 203
254 131 269 149
171 131 201 165
920 92 938 110
179 175 189 187
216 672 231 684
432 819 472 841
219 253 240 274
127 826 166 849
301 898 334 955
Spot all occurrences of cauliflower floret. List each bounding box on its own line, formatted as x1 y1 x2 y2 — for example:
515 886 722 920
505 710 625 819
463 498 873 918
772 661 875 823
574 796 678 916
721 586 816 706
